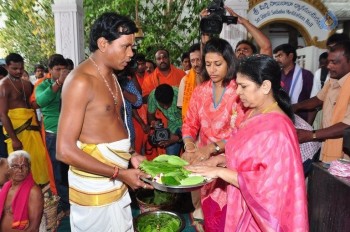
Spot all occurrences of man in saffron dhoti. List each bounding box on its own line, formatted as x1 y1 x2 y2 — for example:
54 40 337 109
56 12 152 232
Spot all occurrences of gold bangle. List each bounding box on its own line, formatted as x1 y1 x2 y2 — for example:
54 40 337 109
312 130 317 140
184 142 197 152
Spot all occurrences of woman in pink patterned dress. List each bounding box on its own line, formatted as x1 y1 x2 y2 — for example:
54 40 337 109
187 55 308 231
182 38 245 231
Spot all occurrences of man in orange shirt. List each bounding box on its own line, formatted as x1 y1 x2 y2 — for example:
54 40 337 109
142 49 185 101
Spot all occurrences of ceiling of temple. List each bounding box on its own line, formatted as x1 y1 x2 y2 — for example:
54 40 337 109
323 0 350 20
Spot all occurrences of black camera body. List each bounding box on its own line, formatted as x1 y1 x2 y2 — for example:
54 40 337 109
200 0 238 34
149 121 170 146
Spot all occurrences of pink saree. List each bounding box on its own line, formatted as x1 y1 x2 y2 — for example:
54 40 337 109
225 113 308 232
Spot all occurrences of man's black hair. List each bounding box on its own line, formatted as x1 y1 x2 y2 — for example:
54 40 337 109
273 44 297 62
319 52 328 61
5 53 24 65
181 52 190 62
34 64 45 72
65 58 74 70
134 54 146 62
326 33 350 47
188 43 201 54
89 12 138 52
155 84 174 105
48 54 67 69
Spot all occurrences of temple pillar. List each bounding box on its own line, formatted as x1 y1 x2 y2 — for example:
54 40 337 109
52 0 84 66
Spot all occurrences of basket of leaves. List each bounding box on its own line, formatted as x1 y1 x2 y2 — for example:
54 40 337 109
136 189 176 213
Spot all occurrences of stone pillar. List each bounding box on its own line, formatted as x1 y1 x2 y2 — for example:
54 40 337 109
220 0 249 50
52 0 84 67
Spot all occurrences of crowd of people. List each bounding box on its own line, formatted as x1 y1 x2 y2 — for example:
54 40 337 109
0 4 350 232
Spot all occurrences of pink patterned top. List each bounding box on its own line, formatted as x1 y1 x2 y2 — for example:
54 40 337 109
182 80 244 147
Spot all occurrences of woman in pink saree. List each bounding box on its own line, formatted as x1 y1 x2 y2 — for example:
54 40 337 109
182 38 245 231
187 55 308 231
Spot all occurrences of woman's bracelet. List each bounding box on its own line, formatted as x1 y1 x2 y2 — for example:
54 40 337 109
184 142 197 152
110 166 119 180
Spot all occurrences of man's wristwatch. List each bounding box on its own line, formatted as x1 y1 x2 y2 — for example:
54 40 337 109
213 142 220 153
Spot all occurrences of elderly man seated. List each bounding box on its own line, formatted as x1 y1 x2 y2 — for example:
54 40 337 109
0 150 43 231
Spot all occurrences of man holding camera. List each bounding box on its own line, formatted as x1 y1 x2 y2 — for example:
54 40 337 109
200 2 272 59
147 84 182 156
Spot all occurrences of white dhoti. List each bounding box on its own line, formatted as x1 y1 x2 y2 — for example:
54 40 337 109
69 139 133 232
70 192 133 232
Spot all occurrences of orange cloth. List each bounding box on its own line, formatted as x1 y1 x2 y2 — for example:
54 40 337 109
182 68 197 122
0 174 34 230
141 65 185 97
133 105 148 154
322 73 350 162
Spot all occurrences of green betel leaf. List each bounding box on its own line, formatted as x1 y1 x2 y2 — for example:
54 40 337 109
179 176 205 186
167 156 189 166
153 154 170 162
161 176 181 186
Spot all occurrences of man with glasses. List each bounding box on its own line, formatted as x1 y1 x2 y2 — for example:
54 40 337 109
0 150 43 232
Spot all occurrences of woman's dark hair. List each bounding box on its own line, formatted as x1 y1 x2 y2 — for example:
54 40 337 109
89 12 138 52
201 37 237 87
237 54 294 121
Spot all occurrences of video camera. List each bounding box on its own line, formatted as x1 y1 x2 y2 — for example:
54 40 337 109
200 0 238 34
149 120 170 146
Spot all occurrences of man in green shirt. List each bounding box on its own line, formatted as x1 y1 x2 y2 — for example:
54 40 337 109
35 54 70 215
147 84 182 155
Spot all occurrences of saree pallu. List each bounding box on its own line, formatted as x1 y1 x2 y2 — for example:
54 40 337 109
4 108 49 184
225 113 308 231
